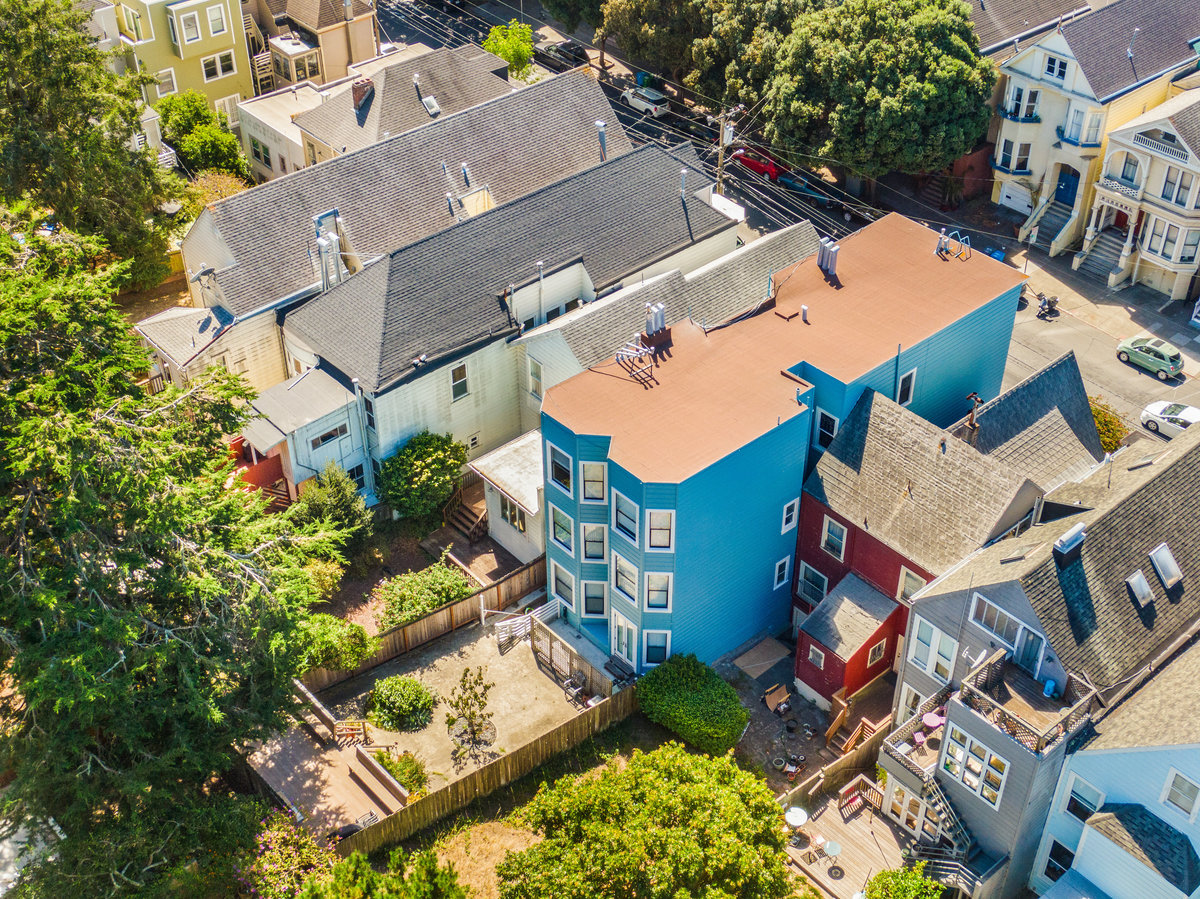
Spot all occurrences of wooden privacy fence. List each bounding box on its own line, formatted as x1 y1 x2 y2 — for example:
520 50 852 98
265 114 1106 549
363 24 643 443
301 556 546 692
778 720 891 807
336 685 639 856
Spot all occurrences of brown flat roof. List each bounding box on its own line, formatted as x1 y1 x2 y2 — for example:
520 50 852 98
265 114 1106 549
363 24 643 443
542 214 1024 483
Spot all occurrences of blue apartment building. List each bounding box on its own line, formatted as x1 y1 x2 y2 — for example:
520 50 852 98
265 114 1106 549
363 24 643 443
539 215 1025 671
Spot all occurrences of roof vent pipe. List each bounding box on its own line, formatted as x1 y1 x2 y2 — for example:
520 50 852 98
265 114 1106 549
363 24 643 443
343 0 352 21
680 167 687 199
645 303 655 335
826 244 840 276
801 304 808 323
445 192 453 215
462 162 470 187
596 120 607 161
413 72 421 97
1127 26 1140 60
654 302 665 332
817 236 831 271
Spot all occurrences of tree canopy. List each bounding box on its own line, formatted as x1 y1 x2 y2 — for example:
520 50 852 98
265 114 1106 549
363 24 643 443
483 20 535 76
299 850 467 898
866 863 945 899
157 89 250 180
496 742 790 899
290 461 375 556
377 430 467 523
541 0 603 34
0 0 180 286
600 0 704 84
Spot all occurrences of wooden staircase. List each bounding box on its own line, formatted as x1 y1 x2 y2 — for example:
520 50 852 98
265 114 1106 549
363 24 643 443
252 50 274 94
442 471 486 543
919 172 948 209
261 481 292 513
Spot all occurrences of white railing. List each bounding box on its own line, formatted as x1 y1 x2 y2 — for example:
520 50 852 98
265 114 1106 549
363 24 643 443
1132 132 1190 163
492 599 559 643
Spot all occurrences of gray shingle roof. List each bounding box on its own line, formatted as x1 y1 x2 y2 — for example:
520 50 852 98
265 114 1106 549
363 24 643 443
552 222 820 369
1086 804 1200 894
1060 0 1200 101
134 305 233 367
971 0 1096 52
925 425 1200 690
800 573 898 658
292 46 511 155
265 0 373 31
950 352 1105 489
804 391 1041 574
1086 638 1200 751
193 71 631 317
284 144 733 392
249 367 354 433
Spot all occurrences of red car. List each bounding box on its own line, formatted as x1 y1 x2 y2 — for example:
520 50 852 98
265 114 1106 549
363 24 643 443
729 147 785 181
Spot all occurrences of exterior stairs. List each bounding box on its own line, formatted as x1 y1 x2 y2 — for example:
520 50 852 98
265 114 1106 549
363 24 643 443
1031 201 1071 251
919 173 948 209
252 49 274 94
1077 227 1127 282
448 502 487 543
907 774 982 893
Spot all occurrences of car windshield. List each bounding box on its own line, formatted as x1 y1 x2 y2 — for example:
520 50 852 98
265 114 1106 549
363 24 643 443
637 89 665 102
1164 404 1187 415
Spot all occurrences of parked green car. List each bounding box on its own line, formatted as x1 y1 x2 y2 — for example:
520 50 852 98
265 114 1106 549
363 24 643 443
1117 336 1185 381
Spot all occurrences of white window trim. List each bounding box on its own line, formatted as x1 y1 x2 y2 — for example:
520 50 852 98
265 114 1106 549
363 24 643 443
1063 773 1104 821
774 555 791 590
969 592 1045 676
580 580 608 619
206 2 226 35
611 550 638 604
781 497 800 534
611 487 639 547
898 566 927 601
897 367 917 407
179 10 202 43
644 570 673 613
642 629 671 667
867 638 887 667
808 645 825 669
201 50 237 82
940 727 1009 808
1161 767 1200 821
552 562 575 610
798 561 828 605
582 523 607 562
611 610 636 668
908 615 958 684
815 408 840 449
546 441 573 500
449 362 469 402
579 460 607 504
899 685 925 721
821 515 847 562
645 508 675 553
528 355 543 399
548 503 574 558
155 68 177 98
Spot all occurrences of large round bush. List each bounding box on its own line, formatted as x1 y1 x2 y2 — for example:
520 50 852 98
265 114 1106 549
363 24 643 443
636 654 749 755
368 675 436 731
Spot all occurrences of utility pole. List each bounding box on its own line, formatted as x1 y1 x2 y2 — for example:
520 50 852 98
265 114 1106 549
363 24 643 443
712 105 744 196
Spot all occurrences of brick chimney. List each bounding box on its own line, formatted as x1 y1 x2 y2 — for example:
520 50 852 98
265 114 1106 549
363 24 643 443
352 78 374 110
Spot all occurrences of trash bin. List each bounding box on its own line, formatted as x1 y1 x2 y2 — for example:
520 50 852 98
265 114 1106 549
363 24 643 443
636 71 650 87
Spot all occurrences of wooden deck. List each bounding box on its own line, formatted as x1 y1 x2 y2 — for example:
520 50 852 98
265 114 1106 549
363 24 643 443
785 797 910 898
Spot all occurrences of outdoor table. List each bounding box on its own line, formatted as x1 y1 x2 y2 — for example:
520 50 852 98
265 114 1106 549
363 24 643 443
824 840 842 860
785 807 808 828
922 711 945 728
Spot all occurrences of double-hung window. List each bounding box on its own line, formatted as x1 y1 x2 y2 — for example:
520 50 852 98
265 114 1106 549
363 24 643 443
499 494 526 532
1168 169 1193 206
207 4 226 34
645 572 671 611
347 463 365 490
528 357 543 398
999 140 1013 169
552 562 574 609
583 524 606 560
581 462 605 502
1023 89 1039 119
1065 776 1102 822
1015 143 1031 172
613 491 638 544
644 631 669 665
773 556 790 590
1164 770 1200 817
1085 114 1101 144
612 553 638 602
582 582 606 617
899 568 926 601
1007 85 1023 118
821 516 846 561
1181 230 1200 264
816 410 838 448
180 10 200 42
798 563 827 606
156 70 177 98
943 727 1008 806
450 363 469 401
363 398 375 430
647 510 674 550
908 617 957 682
1066 109 1084 142
550 505 573 554
781 498 799 533
548 445 572 496
1162 224 1181 259
897 369 916 407
1146 218 1165 254
1121 155 1139 184
202 51 235 81
1044 841 1075 882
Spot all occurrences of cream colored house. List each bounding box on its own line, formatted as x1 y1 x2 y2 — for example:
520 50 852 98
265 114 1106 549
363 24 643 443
243 0 379 94
990 0 1200 258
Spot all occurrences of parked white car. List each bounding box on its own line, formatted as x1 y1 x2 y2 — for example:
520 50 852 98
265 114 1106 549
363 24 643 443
620 87 669 117
1140 400 1200 438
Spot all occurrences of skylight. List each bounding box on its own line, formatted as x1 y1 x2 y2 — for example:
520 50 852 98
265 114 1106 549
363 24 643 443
1126 569 1153 606
1149 543 1183 589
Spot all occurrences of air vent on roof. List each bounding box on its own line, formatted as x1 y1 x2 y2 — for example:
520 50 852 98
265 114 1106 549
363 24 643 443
422 95 441 116
1053 523 1086 566
1149 542 1183 589
1127 569 1154 606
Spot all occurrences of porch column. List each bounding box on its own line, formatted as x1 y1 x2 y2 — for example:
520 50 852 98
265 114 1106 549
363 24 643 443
1118 222 1137 268
1084 202 1102 241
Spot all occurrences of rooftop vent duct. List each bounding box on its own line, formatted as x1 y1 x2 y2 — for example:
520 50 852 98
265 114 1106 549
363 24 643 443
596 120 607 161
826 244 840 276
817 236 831 271
1053 522 1086 565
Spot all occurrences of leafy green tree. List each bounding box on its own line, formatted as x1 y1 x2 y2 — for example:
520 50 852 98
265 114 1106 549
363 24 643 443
299 613 379 672
0 0 180 286
0 256 351 892
483 19 535 76
368 675 438 731
156 90 222 145
601 0 704 83
181 168 248 221
764 0 995 179
299 850 467 898
241 811 337 899
446 665 495 749
289 461 375 556
636 653 749 755
177 122 250 179
377 430 468 523
373 552 475 631
866 863 945 899
1089 395 1128 453
541 0 603 33
497 742 790 899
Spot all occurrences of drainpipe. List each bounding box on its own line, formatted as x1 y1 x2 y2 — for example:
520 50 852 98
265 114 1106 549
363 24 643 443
893 344 902 400
352 377 376 498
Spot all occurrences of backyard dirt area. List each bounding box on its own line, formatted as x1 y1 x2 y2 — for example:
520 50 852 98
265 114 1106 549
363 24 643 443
318 528 433 635
436 822 540 899
116 271 191 323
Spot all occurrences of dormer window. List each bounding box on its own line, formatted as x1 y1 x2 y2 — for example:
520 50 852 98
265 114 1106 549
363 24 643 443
1045 55 1067 79
1149 543 1183 589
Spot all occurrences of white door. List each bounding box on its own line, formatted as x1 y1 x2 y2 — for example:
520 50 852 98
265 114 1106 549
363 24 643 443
998 182 1033 216
611 611 636 668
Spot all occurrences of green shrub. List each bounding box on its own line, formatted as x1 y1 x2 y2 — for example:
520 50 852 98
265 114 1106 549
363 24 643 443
239 810 335 898
377 430 467 522
373 749 429 797
299 613 379 672
368 675 437 731
304 558 345 602
636 654 749 755
290 462 375 556
1090 395 1129 453
373 551 474 631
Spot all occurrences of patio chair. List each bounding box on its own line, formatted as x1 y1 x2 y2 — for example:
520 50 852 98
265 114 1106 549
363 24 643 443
763 683 791 715
335 719 368 743
563 671 587 705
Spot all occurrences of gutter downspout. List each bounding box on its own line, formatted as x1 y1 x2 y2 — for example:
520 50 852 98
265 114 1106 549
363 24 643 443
352 377 376 499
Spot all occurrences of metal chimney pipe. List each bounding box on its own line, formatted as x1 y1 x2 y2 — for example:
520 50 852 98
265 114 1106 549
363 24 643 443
817 236 831 271
645 303 655 335
801 304 809 323
462 162 470 187
596 120 607 161
343 0 352 22
827 244 840 276
445 192 453 215
680 167 687 199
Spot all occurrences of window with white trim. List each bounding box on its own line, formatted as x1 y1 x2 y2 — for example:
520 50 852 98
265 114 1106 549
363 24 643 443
908 617 957 682
942 726 1007 806
612 611 636 666
179 10 200 41
1045 55 1067 79
781 498 799 533
206 3 226 34
613 491 638 544
1164 770 1199 817
581 462 605 502
1182 229 1200 264
499 494 525 532
202 50 235 81
548 445 572 496
647 510 674 550
899 685 924 721
808 645 825 669
970 593 1021 643
774 556 790 590
450 363 469 401
552 562 574 608
644 630 670 665
550 505 573 554
899 567 926 601
821 516 846 561
612 553 638 602
867 638 887 667
798 562 827 606
1162 166 1193 206
583 524 606 560
816 409 839 448
155 69 177 98
1085 114 1101 144
310 422 347 450
897 369 917 407
645 572 671 611
1065 775 1102 822
1044 840 1074 882
528 357 543 398
582 581 606 617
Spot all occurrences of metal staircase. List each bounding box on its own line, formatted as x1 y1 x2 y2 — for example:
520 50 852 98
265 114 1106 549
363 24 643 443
920 774 972 860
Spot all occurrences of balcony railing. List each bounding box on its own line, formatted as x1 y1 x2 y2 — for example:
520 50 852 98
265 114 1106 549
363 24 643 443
1000 108 1041 124
1098 176 1142 201
1056 125 1101 148
958 649 1095 753
990 159 1033 176
1133 132 1190 163
882 685 952 779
